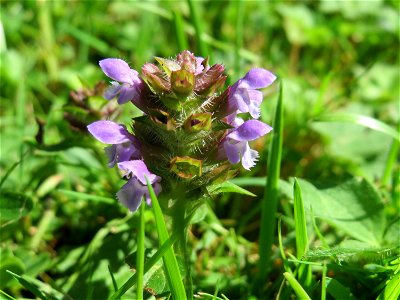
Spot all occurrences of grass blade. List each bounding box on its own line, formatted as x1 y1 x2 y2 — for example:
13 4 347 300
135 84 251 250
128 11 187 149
314 113 399 142
173 10 189 51
259 81 284 279
283 272 311 300
146 180 187 299
234 0 244 77
187 0 207 57
325 277 357 300
107 265 119 294
136 202 145 300
293 178 308 258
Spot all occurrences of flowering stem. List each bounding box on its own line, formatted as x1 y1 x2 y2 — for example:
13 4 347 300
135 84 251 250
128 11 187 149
136 201 145 300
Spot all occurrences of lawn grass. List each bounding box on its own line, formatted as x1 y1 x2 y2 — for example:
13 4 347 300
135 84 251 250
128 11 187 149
1 1 399 299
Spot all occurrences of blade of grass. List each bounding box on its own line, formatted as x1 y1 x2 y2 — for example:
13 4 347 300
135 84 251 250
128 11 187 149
173 10 189 51
314 113 399 142
187 0 207 57
259 81 284 280
107 265 119 295
109 233 178 299
136 201 145 300
325 277 357 300
293 179 308 258
382 139 399 186
146 180 187 299
283 272 311 300
234 0 244 78
321 263 327 300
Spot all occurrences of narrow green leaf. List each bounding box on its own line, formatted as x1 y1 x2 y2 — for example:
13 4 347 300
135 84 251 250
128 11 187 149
136 202 145 300
107 265 119 294
146 180 187 299
208 181 256 197
314 113 399 142
259 81 283 279
173 10 188 51
283 272 311 300
325 277 357 300
187 0 207 57
293 179 308 258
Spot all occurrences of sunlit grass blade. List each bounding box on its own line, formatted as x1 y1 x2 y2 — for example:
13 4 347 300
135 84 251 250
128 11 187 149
173 10 188 51
107 265 119 295
234 0 244 78
0 290 16 300
187 0 207 57
293 179 308 258
136 202 145 300
376 272 400 300
283 272 311 300
259 81 284 280
321 263 327 300
314 113 400 142
146 180 187 299
382 139 399 186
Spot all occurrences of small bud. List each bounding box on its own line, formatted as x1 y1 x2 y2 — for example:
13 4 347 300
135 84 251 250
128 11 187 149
150 109 177 131
155 57 180 75
170 156 202 179
142 63 171 93
184 113 212 132
171 70 195 97
176 50 197 73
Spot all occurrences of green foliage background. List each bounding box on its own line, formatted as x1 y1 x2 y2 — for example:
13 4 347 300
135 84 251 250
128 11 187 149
0 1 399 299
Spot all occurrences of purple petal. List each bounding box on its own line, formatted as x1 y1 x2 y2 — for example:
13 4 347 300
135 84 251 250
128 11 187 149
87 121 131 144
230 88 250 112
116 178 145 212
117 84 140 104
239 68 276 89
227 120 272 142
105 145 118 167
104 82 122 100
241 143 259 170
117 160 159 185
223 140 243 164
99 58 139 85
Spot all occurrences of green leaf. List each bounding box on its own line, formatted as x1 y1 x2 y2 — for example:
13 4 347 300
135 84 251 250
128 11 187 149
325 277 357 300
293 178 385 246
314 113 399 143
208 181 256 197
0 190 33 222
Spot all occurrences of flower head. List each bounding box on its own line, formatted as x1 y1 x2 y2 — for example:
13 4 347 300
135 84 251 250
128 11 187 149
89 51 276 211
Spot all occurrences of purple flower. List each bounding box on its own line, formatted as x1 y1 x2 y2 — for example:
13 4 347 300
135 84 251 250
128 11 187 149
229 68 276 118
221 119 272 170
117 160 162 212
87 120 141 167
99 58 144 105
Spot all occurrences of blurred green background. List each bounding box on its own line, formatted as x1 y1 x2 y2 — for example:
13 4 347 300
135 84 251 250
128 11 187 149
1 1 399 299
